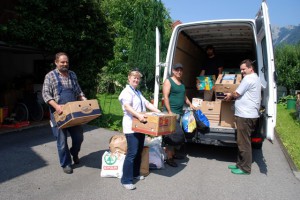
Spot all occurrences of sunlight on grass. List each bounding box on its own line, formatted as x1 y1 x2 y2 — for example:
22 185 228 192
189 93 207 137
276 104 300 169
90 94 123 132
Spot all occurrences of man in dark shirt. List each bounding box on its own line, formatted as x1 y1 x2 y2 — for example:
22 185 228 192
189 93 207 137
200 45 223 100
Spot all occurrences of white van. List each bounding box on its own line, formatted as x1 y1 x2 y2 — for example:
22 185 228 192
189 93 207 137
154 1 276 148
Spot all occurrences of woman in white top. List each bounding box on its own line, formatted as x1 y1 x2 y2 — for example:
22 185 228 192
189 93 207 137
118 69 161 190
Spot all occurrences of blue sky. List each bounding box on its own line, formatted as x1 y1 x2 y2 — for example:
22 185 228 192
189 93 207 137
162 0 300 27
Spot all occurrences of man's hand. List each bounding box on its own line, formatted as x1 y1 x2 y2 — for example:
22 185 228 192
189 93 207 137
55 104 64 115
224 93 233 101
190 104 197 110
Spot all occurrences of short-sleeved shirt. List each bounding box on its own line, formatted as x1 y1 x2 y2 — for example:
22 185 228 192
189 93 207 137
235 73 261 118
119 85 150 134
202 56 223 78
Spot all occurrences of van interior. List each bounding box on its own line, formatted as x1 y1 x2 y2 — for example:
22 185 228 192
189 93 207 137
171 21 257 101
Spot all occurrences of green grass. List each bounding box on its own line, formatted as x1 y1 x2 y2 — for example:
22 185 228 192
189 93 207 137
275 104 300 169
89 93 123 132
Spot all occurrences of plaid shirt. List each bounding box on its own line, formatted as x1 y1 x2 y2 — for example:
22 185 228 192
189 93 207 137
42 69 85 104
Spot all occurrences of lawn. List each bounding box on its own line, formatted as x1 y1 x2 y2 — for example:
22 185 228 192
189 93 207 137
91 93 123 132
275 104 300 169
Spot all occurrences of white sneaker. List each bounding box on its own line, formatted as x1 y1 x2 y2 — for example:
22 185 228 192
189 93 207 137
122 184 136 190
134 175 145 180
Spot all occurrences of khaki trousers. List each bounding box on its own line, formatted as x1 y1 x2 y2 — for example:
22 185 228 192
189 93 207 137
236 116 258 174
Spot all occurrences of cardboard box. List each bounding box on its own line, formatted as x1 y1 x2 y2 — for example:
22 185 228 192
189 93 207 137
54 99 101 129
220 101 236 128
196 75 216 90
215 74 242 98
195 101 221 124
192 98 203 107
132 112 176 136
197 100 221 115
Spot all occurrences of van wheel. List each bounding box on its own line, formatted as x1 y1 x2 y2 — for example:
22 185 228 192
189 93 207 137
252 143 263 149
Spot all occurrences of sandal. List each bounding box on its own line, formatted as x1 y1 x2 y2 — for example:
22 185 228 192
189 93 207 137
173 154 185 160
166 158 178 167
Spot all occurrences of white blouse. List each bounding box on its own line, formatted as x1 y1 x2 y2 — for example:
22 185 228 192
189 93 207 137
118 85 149 134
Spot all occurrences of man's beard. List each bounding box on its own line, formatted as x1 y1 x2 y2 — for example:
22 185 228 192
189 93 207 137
58 66 68 72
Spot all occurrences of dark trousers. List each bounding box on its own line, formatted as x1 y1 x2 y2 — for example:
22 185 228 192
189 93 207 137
121 133 145 184
236 116 258 173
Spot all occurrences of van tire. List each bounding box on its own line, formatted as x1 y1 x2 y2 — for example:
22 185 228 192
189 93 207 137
252 143 263 149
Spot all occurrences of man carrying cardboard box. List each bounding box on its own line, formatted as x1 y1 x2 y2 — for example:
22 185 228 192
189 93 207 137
42 52 87 174
224 59 261 175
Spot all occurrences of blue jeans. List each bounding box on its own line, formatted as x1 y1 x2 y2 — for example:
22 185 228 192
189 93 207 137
121 133 145 184
52 124 83 167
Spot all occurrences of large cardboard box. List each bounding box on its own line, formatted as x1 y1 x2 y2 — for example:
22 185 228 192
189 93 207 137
220 101 236 128
195 101 221 124
132 112 176 136
54 99 101 129
197 100 221 115
196 75 216 90
215 74 242 99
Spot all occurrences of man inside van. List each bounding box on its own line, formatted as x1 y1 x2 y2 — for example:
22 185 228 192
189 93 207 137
224 59 261 175
199 45 223 100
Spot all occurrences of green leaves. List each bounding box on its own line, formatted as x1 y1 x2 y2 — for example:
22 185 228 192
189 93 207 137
97 0 172 94
275 43 300 94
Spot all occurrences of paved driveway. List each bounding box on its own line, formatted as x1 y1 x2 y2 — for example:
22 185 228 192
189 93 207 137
0 125 299 200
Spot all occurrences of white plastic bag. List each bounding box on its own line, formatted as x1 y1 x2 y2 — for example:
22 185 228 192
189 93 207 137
144 135 163 147
100 151 125 178
149 144 165 169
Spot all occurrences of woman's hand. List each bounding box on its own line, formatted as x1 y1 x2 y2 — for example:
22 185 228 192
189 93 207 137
137 113 147 123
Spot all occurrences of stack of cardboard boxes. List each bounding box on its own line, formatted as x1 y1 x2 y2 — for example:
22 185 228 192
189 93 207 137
193 73 241 128
193 99 221 126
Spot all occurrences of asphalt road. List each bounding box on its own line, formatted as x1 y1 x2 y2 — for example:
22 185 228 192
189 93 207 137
0 125 299 200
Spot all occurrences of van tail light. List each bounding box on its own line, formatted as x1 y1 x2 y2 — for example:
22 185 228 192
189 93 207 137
251 137 263 143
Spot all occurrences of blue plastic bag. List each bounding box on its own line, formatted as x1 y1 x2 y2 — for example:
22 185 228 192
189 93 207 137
193 109 210 130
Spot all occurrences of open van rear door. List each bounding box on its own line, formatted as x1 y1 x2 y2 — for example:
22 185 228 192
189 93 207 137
255 1 277 141
154 27 161 108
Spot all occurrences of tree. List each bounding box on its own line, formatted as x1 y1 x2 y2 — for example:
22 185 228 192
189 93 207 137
98 0 172 94
275 43 300 94
129 0 170 92
0 0 114 97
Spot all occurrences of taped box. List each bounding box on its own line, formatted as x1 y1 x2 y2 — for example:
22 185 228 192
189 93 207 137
196 100 221 115
220 101 236 128
215 74 242 99
195 101 221 124
132 112 176 136
54 99 101 129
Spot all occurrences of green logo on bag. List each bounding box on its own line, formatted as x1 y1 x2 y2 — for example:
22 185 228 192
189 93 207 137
104 153 117 165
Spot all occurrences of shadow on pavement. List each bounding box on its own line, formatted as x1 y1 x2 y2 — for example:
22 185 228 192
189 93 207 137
0 126 55 183
252 148 268 174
